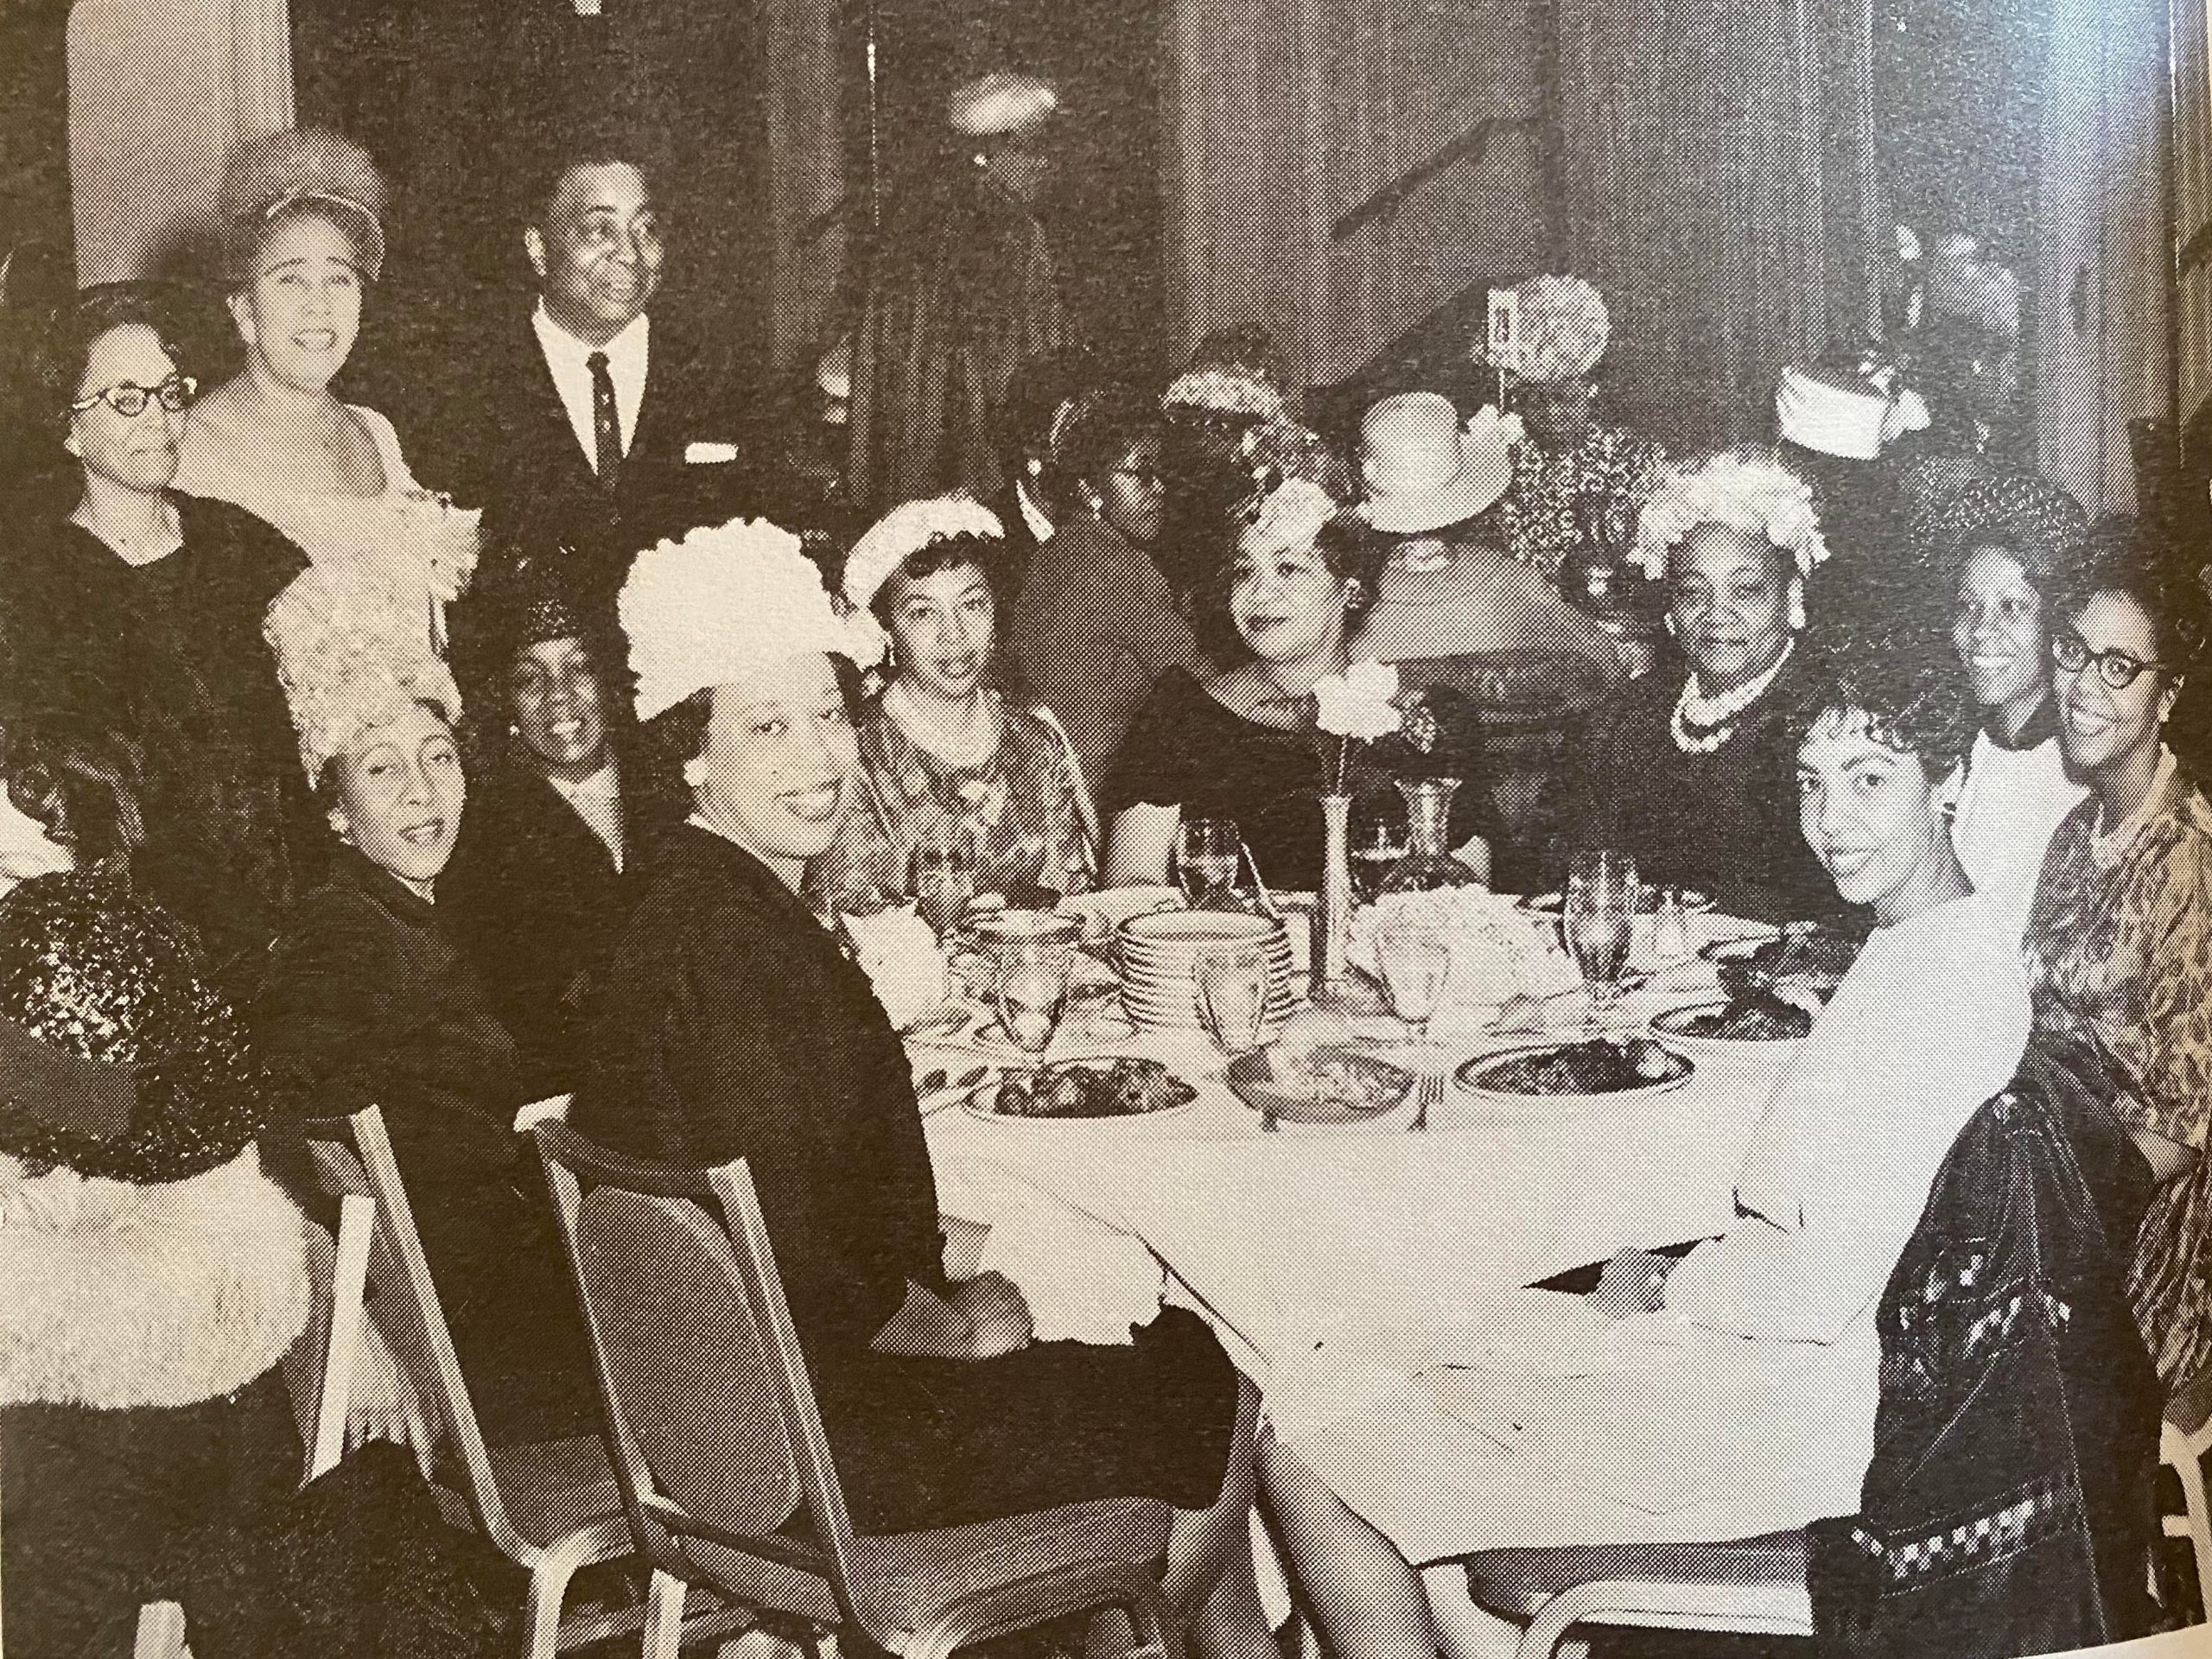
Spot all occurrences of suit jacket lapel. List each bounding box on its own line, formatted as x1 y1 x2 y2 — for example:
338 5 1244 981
517 310 607 493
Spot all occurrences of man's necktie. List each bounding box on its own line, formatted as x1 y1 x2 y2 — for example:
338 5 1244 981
588 350 621 491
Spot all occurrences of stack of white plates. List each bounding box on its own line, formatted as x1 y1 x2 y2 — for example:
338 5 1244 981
1116 911 1297 1037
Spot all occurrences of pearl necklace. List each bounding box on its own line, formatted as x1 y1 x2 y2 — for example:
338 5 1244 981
1669 639 1795 754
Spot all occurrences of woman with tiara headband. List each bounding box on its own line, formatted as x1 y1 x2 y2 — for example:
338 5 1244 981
175 128 478 651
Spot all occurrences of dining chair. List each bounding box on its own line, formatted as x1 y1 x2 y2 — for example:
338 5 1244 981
531 1117 1184 1659
299 1105 747 1658
1459 1530 1813 1659
2159 1365 2212 1619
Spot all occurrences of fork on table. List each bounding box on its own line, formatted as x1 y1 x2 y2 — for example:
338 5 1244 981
1411 1065 1444 1131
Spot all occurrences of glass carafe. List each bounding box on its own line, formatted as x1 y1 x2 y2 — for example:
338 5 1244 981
1376 778 1484 894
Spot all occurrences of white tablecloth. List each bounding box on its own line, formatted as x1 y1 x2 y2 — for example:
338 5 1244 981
912 911 1802 1560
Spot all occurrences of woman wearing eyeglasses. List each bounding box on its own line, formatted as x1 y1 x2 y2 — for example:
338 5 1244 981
7 285 312 987
174 128 478 651
2022 520 2212 1410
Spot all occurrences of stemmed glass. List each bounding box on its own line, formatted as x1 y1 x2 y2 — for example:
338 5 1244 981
1376 920 1451 1128
1177 817 1243 910
1195 944 1274 1058
989 931 1077 1072
1348 793 1411 904
912 830 977 939
1564 850 1638 1031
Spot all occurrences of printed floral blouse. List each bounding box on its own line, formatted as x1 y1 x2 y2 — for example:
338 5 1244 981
2020 754 2212 1401
810 692 1097 911
1493 425 1667 584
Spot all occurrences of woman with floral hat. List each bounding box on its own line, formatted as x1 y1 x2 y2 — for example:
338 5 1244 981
1484 274 1667 585
256 560 594 1452
1555 448 1848 923
1104 436 1501 891
808 493 1095 915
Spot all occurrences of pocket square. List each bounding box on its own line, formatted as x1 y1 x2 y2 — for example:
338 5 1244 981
685 441 739 464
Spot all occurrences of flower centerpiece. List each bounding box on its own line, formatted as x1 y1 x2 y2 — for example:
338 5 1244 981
1309 659 1402 995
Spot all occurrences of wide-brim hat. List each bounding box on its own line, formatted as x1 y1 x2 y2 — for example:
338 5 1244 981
0 871 266 1185
1357 391 1512 536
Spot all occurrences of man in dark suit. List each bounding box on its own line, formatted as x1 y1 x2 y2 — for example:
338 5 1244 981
401 137 758 601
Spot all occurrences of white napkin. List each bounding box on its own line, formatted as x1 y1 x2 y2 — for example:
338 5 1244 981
975 1186 1163 1345
842 905 951 1032
685 441 740 464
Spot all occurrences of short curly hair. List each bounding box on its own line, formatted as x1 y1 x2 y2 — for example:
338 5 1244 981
1785 631 1975 779
2052 518 2210 677
1042 385 1159 521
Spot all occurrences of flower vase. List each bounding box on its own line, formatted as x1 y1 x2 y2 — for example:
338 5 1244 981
1313 792 1357 1004
1378 778 1484 894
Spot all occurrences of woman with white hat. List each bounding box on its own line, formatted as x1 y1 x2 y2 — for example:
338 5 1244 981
575 517 1268 1656
845 72 1072 509
1354 390 1624 675
809 493 1097 912
1556 448 1847 923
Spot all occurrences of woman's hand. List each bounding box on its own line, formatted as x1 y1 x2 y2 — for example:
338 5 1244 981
1586 1248 1675 1319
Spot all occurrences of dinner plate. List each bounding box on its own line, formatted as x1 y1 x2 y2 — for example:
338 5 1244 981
1648 1000 1808 1058
962 1058 1205 1126
1454 1039 1694 1104
1223 1046 1414 1125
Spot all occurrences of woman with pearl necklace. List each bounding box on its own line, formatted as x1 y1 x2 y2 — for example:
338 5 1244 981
1555 448 1851 925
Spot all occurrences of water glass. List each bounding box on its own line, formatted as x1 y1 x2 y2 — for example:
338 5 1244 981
1196 945 1274 1058
1374 920 1452 1044
1565 850 1637 1027
1177 817 1243 910
912 834 977 938
989 932 1076 1065
1348 794 1411 904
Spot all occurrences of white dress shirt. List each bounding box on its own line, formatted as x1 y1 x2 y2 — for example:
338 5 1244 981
532 302 649 474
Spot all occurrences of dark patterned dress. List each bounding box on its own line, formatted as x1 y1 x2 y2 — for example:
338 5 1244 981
2020 755 2212 1403
809 691 1096 910
1492 426 1667 584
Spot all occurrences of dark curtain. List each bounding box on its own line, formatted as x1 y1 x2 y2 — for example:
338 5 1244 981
294 0 766 412
1554 0 1879 451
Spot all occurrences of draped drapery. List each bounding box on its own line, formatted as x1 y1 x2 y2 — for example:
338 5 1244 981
1161 0 1549 392
1553 0 1878 451
2034 0 2169 515
68 0 295 286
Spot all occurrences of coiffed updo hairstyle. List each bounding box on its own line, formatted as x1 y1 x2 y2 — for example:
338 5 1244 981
1042 385 1160 522
1784 629 1976 779
219 127 389 288
1191 508 1387 653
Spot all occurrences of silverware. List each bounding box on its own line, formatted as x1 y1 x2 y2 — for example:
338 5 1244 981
1238 838 1284 921
1410 1066 1442 1131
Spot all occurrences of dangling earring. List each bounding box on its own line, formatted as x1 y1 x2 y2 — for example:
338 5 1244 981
327 807 353 846
682 755 709 790
509 722 521 739
1662 613 1678 639
1787 578 1808 634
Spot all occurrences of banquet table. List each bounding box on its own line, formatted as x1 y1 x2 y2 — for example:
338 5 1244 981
907 899 1814 1560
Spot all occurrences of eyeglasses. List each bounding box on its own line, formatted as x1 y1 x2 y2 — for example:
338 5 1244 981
2051 631 2171 690
1113 466 1164 489
70 375 196 418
